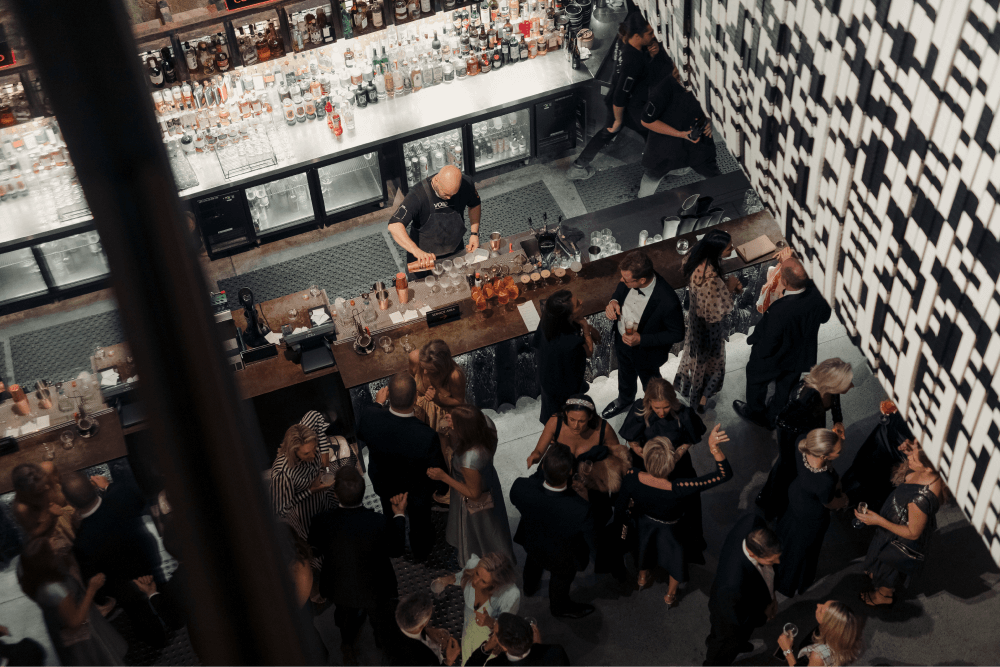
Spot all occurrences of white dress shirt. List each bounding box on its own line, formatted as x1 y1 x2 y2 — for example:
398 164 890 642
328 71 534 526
742 539 775 598
616 275 657 336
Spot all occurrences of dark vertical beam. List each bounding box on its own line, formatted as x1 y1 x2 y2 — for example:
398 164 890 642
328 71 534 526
7 0 316 664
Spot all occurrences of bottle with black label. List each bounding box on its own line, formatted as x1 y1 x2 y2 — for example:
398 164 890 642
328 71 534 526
146 54 164 88
160 47 177 84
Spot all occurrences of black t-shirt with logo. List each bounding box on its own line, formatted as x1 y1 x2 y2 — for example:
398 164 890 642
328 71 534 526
389 174 482 252
642 75 704 134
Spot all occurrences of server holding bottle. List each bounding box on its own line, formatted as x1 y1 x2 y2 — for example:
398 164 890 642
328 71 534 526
388 165 482 275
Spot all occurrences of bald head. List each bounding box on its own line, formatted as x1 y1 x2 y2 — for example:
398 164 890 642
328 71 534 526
433 165 463 197
60 470 98 511
781 259 809 291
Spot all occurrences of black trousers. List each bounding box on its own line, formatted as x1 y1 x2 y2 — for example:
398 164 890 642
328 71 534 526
614 331 663 403
379 494 434 561
576 104 648 166
103 577 168 648
0 638 45 666
523 553 579 613
756 427 802 520
704 621 753 666
745 370 800 425
334 601 393 647
643 134 722 180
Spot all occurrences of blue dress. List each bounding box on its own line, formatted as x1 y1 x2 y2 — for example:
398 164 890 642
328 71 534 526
446 445 515 566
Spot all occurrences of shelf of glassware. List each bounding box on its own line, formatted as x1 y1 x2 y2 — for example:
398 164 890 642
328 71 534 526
318 151 384 215
0 248 48 304
246 172 315 235
402 129 465 188
37 232 110 288
472 108 530 171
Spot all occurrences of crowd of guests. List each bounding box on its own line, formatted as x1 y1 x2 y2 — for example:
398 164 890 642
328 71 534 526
4 237 950 667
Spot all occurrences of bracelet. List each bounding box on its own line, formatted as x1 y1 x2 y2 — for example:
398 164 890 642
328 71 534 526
783 649 792 656
470 232 478 236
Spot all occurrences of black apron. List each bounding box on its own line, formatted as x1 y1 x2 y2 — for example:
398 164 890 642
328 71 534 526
415 179 466 255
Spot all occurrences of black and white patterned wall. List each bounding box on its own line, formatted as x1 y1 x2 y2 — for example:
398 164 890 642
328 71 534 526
634 0 1000 561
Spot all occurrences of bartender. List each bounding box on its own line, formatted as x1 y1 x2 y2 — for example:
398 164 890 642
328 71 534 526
636 59 720 199
388 165 482 274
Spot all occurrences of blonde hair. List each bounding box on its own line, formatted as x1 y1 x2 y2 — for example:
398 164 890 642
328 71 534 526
639 378 682 426
815 600 864 665
281 424 318 467
643 436 691 480
804 358 853 396
462 552 517 596
798 428 842 459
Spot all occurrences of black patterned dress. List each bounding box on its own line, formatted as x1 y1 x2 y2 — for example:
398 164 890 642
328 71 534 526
675 261 733 406
863 482 941 589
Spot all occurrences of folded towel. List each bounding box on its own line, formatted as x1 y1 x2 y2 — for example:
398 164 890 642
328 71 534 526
736 235 778 263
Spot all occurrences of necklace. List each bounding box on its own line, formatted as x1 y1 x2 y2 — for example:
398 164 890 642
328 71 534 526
802 452 828 473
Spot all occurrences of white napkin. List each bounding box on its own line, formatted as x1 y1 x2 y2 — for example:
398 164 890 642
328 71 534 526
5 428 18 438
311 310 331 325
389 312 404 324
101 369 120 387
403 310 419 321
36 416 50 428
19 421 37 435
265 331 283 345
517 301 541 331
292 327 309 335
419 305 432 316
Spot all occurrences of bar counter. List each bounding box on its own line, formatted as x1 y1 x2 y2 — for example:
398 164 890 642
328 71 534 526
333 210 783 391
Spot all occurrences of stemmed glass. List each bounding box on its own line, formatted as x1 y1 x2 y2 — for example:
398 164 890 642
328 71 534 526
783 623 798 640
425 275 438 293
852 502 868 529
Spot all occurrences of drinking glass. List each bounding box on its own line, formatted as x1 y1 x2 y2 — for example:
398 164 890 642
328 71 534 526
425 276 438 293
783 623 798 639
401 334 415 353
600 227 612 238
452 256 465 273
497 287 509 306
379 336 393 353
639 230 649 246
41 442 55 461
852 501 868 529
60 430 75 450
473 294 487 312
591 231 602 244
309 284 321 298
432 262 445 279
653 234 663 242
288 308 298 320
676 238 690 255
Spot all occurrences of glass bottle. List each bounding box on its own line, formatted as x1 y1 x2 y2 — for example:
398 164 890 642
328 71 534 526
184 41 198 72
466 50 479 75
355 1 369 31
370 0 384 27
307 14 322 44
392 60 404 96
480 49 491 73
342 101 355 130
410 57 423 91
492 46 503 69
443 57 455 82
536 29 548 56
146 54 165 88
269 23 285 58
254 26 271 62
215 37 230 72
395 0 408 21
318 9 334 43
161 47 177 83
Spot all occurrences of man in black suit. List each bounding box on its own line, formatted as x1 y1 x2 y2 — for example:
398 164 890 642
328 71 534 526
602 250 686 419
467 613 571 666
389 591 460 666
60 471 174 648
511 443 594 619
357 372 444 562
734 258 832 428
704 514 782 666
308 467 407 664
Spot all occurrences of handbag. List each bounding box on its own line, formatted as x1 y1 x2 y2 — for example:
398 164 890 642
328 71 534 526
878 538 926 576
465 491 495 514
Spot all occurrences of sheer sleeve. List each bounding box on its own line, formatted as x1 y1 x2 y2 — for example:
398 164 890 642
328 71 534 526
690 263 734 324
830 394 843 424
672 458 733 495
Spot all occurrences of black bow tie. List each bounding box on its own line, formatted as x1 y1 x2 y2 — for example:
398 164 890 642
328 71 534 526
635 288 645 296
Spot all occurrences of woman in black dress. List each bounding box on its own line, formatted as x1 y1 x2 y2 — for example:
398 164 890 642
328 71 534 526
853 441 947 607
758 358 854 520
533 290 595 424
619 377 707 470
774 428 848 597
616 426 732 606
527 395 630 579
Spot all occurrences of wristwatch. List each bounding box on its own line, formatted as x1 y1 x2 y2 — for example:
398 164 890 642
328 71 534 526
782 649 793 657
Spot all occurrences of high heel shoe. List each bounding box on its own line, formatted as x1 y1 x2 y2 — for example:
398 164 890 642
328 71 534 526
664 592 677 608
636 571 653 591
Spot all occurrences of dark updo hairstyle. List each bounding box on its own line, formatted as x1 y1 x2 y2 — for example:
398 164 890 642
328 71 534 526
560 394 601 431
618 11 651 42
540 290 578 341
683 228 732 284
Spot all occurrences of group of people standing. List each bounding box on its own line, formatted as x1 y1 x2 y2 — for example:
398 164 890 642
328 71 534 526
567 12 722 197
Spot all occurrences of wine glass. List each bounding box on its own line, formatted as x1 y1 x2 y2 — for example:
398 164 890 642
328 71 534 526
441 259 454 275
425 275 438 293
852 501 868 529
378 336 393 353
432 262 445 280
783 623 798 639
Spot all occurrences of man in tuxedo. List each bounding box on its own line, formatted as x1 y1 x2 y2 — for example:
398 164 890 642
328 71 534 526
704 513 782 666
60 471 175 648
357 372 445 561
467 613 571 666
389 591 461 666
734 258 832 428
309 467 407 664
601 250 685 419
511 443 595 619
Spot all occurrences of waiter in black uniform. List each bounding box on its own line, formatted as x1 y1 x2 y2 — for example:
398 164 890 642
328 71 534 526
566 12 664 181
637 59 720 201
388 165 482 274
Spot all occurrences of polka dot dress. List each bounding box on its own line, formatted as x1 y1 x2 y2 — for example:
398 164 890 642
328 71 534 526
675 261 734 405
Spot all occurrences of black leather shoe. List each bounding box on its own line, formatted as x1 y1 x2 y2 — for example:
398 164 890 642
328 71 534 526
602 399 632 420
733 400 771 428
552 603 596 619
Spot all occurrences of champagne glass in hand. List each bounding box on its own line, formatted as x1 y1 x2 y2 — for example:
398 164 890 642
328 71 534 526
783 623 798 639
852 502 868 529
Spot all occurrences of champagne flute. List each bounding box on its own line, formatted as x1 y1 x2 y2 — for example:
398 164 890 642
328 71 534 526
852 501 868 529
783 623 798 639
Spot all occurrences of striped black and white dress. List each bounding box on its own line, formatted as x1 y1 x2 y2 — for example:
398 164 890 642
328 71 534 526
269 410 353 540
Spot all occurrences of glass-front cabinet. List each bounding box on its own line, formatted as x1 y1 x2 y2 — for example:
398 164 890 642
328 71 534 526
0 248 46 305
318 152 383 215
472 108 530 171
402 129 465 188
37 233 109 288
246 172 314 236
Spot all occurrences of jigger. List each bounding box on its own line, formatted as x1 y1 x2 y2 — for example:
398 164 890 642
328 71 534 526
376 290 391 310
489 231 503 252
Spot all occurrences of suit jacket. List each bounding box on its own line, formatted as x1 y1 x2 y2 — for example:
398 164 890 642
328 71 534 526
468 643 571 666
746 280 832 381
308 506 405 607
610 272 685 368
388 627 441 666
356 404 444 504
510 476 593 571
708 513 773 635
73 483 161 583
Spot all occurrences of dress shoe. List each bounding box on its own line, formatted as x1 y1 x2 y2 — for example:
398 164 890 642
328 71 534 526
552 602 596 619
732 400 772 428
601 399 632 420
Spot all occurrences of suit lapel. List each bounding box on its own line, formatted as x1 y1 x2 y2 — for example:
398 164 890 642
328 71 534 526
637 273 664 332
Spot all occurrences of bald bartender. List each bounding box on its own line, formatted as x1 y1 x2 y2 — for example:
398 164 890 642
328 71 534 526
388 165 482 274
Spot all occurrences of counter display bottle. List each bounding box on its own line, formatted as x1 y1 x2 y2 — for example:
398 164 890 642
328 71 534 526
370 0 384 27
215 38 230 72
466 51 479 75
408 0 420 19
421 0 432 14
355 0 370 30
395 0 407 20
146 55 164 88
327 101 343 136
161 47 177 84
184 41 198 73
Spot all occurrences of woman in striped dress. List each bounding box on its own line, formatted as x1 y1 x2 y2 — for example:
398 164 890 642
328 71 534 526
269 413 350 540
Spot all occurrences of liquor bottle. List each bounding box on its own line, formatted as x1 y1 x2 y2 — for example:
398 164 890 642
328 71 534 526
327 101 343 136
548 25 558 51
341 1 354 39
461 29 471 55
355 0 369 31
198 41 217 75
410 57 423 91
370 0 384 28
432 30 441 53
537 27 548 55
251 26 269 62
492 46 503 69
342 100 355 130
392 60 404 96
570 30 581 69
147 54 165 88
487 23 497 48
466 50 479 75
307 14 322 44
470 2 479 22
395 0 407 21
268 23 285 58
489 0 500 21
443 57 455 82
479 48 491 73
214 39 230 72
408 0 420 20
